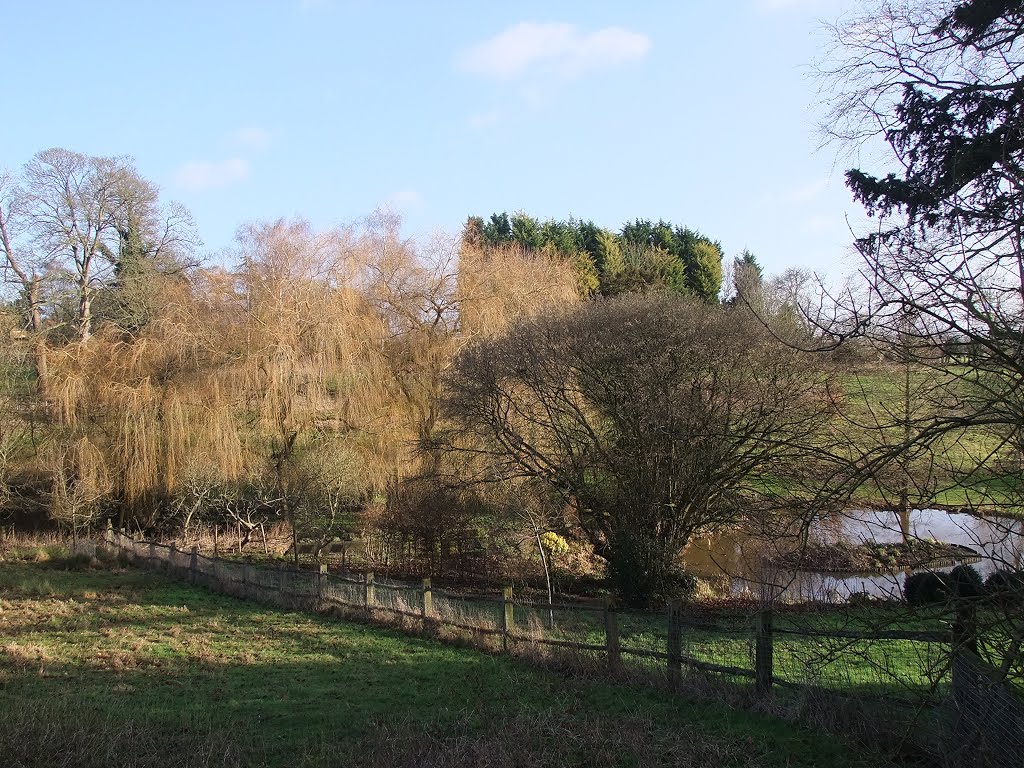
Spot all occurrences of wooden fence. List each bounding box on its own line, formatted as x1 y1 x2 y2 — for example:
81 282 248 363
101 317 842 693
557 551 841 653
92 531 953 692
82 531 1024 765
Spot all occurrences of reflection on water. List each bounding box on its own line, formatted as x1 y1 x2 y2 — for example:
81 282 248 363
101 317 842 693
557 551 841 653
683 509 1024 603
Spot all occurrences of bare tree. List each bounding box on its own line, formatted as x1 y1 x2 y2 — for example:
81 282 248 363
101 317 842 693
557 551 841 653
0 170 50 388
813 0 1024 506
21 148 197 342
808 0 1024 693
444 292 834 605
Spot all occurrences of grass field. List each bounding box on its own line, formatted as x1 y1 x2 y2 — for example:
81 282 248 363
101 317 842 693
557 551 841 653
838 367 1023 512
0 553 912 768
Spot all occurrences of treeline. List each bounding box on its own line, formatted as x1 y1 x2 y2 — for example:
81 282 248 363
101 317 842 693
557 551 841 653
464 212 724 300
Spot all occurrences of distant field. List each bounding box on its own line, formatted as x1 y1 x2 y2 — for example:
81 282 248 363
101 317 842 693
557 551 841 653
836 366 1021 512
0 555 902 768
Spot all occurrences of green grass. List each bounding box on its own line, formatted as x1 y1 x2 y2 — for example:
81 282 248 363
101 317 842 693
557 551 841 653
0 559 906 767
831 366 1023 511
506 599 952 700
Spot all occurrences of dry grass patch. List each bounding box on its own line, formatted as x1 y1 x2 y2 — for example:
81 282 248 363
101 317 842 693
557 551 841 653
1 641 52 669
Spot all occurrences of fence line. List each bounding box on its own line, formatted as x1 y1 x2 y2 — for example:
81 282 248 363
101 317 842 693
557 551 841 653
100 531 778 682
81 531 1024 764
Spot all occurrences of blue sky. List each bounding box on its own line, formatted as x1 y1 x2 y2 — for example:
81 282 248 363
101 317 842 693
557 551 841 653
3 0 867 277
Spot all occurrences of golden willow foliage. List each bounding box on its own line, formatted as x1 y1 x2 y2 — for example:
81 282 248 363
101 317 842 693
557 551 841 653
40 214 581 526
457 242 581 339
40 435 111 532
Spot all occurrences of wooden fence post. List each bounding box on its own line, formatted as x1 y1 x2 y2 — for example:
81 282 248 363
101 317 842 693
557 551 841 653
148 542 156 567
604 596 621 672
501 586 514 652
190 546 198 585
422 578 433 626
756 608 774 694
667 600 682 685
953 602 978 656
365 572 375 611
318 564 328 602
170 543 178 575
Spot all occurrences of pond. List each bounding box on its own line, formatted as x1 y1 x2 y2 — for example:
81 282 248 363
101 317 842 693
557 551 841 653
683 508 1024 603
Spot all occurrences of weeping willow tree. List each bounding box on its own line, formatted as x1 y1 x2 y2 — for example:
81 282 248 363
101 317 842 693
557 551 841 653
43 217 395 529
35 211 584 545
348 227 583 572
43 436 111 545
367 238 585 573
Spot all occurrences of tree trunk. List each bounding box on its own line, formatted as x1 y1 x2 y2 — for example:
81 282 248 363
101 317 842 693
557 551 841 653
32 337 48 395
78 289 92 342
536 531 555 629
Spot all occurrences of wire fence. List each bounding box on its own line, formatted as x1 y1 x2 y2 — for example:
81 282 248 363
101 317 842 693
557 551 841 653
82 531 1024 766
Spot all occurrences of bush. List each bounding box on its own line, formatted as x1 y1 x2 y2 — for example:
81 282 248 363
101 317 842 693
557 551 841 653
61 553 96 570
949 564 984 599
665 569 698 601
985 569 1024 599
846 591 875 607
904 571 950 606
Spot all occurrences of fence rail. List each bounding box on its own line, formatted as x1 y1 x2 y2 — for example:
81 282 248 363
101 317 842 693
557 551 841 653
82 531 1024 767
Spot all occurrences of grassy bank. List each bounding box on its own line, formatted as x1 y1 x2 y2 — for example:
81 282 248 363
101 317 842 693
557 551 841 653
0 555 908 768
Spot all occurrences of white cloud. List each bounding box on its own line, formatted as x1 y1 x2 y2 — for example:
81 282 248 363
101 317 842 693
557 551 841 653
174 157 250 191
233 127 272 152
457 22 650 81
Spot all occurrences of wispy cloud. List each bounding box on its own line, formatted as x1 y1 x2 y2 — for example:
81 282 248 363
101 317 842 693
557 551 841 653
233 127 272 152
174 157 250 191
457 22 650 81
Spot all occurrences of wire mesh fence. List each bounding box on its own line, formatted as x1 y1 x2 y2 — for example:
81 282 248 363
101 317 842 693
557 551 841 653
90 531 1024 764
772 626 951 700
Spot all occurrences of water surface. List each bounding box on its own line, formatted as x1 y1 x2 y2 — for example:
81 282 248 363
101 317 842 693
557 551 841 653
683 509 1024 602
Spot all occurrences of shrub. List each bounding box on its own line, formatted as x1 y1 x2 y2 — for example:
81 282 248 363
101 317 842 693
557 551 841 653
949 564 984 599
664 569 698 601
904 571 950 606
846 591 875 607
62 552 96 570
985 569 1024 599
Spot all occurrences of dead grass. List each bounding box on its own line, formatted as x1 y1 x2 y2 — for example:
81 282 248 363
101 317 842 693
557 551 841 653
0 699 246 768
307 711 798 768
1 641 52 669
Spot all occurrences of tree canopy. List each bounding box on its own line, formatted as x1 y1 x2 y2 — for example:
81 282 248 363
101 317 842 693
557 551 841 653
822 0 1024 242
463 212 724 301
